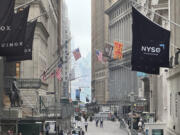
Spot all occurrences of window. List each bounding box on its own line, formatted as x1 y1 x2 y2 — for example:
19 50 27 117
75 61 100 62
16 62 20 78
152 129 163 135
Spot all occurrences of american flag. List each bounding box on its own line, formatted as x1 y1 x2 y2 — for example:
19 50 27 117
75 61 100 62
42 71 46 81
73 48 81 61
56 63 62 81
96 50 103 62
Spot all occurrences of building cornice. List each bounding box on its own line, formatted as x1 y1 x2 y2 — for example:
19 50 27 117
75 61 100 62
105 0 124 15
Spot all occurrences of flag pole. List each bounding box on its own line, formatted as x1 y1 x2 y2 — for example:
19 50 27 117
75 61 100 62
29 11 49 22
130 0 180 28
15 0 38 10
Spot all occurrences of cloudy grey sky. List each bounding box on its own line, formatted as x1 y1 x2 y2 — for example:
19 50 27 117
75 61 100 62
65 0 91 102
66 0 91 57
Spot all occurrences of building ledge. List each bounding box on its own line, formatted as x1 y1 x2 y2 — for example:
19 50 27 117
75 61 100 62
105 0 123 15
167 65 180 80
152 3 168 11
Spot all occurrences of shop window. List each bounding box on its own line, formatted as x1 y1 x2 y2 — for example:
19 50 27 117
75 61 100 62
152 129 163 135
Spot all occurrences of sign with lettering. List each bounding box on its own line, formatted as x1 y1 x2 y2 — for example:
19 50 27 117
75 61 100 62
6 20 37 61
0 0 15 41
131 7 170 74
0 6 30 56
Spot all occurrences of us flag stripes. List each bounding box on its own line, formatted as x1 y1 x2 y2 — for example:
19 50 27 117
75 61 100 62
56 63 62 81
96 50 103 62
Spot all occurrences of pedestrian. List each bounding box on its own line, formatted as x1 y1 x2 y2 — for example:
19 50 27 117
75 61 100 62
84 121 88 132
96 119 99 127
100 118 103 128
138 119 142 130
59 130 63 135
82 130 85 135
45 123 50 135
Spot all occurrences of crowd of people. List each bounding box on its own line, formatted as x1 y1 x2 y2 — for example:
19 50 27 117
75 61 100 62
95 118 104 128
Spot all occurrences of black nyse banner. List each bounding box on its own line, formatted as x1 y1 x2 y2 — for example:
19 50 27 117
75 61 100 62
0 0 15 41
0 6 30 56
6 20 37 62
132 65 160 75
131 7 170 68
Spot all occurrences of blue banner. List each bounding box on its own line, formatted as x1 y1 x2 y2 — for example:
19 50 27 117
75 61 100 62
137 72 147 77
76 89 80 100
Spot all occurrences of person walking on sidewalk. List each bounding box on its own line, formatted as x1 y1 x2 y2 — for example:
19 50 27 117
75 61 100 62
100 118 103 128
96 119 99 127
84 121 88 132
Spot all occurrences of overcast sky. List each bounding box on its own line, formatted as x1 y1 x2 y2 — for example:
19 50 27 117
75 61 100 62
66 0 91 57
65 0 91 102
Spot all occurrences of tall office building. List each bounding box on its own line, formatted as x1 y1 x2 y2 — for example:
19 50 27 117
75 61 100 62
61 0 71 98
91 0 117 104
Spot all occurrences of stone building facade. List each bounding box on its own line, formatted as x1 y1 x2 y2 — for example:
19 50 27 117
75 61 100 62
91 0 117 104
105 0 150 112
0 0 62 118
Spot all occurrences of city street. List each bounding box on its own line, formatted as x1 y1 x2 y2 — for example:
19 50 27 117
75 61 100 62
85 120 128 135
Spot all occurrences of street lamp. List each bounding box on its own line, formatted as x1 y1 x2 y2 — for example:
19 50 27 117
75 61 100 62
128 92 135 130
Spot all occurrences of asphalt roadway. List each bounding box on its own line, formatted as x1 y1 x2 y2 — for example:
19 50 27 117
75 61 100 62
84 120 128 135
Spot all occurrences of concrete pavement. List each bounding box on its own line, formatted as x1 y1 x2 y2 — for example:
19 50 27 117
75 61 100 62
84 120 128 135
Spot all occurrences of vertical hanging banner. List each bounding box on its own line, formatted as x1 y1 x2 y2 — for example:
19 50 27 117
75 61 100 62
0 6 30 56
131 7 170 71
6 20 37 61
113 41 123 59
104 43 113 58
0 0 15 41
76 89 80 101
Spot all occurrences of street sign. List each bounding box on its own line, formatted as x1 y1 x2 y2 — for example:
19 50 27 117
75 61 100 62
17 79 41 89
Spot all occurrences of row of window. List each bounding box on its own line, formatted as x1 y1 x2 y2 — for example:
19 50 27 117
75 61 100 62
110 2 131 20
109 14 132 45
95 71 105 78
170 92 180 118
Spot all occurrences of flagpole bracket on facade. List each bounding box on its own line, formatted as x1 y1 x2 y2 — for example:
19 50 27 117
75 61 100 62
15 0 39 10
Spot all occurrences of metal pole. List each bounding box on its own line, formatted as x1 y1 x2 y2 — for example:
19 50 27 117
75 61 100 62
16 120 18 135
15 0 38 10
54 70 58 135
29 11 48 22
131 102 133 130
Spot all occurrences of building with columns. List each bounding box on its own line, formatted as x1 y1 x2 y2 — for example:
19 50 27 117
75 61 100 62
105 0 150 114
148 0 180 134
0 0 66 133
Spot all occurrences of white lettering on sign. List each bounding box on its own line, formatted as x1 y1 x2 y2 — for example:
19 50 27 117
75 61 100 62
0 42 23 48
0 26 11 31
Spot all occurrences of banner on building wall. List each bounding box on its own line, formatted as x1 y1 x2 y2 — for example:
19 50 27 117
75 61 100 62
6 20 37 61
0 6 30 56
113 41 123 59
104 43 113 58
76 89 80 101
131 7 170 69
0 0 15 41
